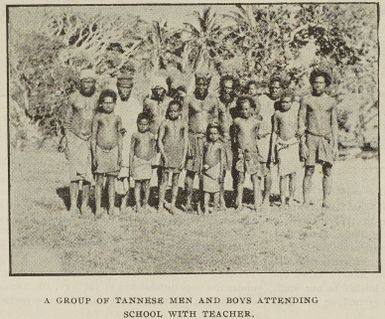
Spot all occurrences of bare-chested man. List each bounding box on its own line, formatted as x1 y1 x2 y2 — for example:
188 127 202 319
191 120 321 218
62 69 98 216
143 75 173 191
143 75 173 137
255 76 283 206
233 96 262 211
114 72 142 212
299 70 338 208
158 100 188 214
270 91 301 207
218 75 238 208
91 90 122 217
184 73 219 213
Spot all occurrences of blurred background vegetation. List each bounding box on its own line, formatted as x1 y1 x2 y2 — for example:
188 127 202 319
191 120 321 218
9 4 378 157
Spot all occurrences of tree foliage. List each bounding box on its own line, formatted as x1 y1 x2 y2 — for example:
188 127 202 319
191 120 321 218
9 4 378 150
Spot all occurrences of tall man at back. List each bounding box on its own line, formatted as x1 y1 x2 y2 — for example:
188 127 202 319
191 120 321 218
114 72 142 212
255 76 283 206
218 75 238 208
299 70 338 208
63 69 98 216
185 73 219 213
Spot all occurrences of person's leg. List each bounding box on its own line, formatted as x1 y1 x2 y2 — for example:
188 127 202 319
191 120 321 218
197 175 203 215
288 172 297 206
142 179 150 211
236 173 245 211
251 173 261 211
94 175 103 217
120 178 129 213
303 165 315 205
262 168 272 206
107 176 115 215
203 192 210 214
80 181 90 214
279 175 286 206
158 171 169 213
322 163 333 208
69 181 79 214
213 192 219 214
185 170 195 212
170 172 180 213
219 171 226 210
134 181 142 213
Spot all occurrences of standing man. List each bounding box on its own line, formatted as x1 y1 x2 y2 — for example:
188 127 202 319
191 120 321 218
143 75 173 200
299 70 338 208
63 69 98 216
185 72 220 213
114 72 142 212
218 75 238 208
255 76 283 206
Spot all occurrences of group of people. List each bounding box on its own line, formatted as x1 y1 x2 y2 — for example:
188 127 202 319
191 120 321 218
61 68 338 217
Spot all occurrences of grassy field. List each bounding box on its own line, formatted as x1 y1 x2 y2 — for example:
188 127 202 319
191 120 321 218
10 149 379 274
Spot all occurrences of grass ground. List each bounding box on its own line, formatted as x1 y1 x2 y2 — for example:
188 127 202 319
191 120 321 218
10 149 379 273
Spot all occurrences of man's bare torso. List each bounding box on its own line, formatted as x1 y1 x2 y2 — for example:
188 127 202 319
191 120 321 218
186 93 219 133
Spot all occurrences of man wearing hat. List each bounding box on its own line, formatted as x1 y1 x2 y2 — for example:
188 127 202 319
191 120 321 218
114 72 142 212
299 69 338 208
63 69 98 216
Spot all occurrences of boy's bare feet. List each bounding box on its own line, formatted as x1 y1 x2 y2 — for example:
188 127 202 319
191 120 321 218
95 208 103 219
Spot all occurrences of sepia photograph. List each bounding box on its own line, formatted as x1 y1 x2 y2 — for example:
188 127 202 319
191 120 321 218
8 2 379 274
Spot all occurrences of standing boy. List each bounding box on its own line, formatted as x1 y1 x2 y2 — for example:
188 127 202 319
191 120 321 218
299 70 338 208
233 96 262 212
271 92 301 207
91 89 122 217
158 100 188 214
129 113 156 213
202 123 225 214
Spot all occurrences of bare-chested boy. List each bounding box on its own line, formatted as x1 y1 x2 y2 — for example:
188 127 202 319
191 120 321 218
255 77 283 206
299 70 338 208
184 73 219 213
271 92 301 207
218 75 238 208
91 89 122 217
233 96 262 212
62 69 98 216
158 100 188 214
130 113 156 213
202 123 225 214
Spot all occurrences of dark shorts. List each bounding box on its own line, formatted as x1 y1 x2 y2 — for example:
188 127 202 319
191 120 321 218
306 134 334 166
186 132 205 173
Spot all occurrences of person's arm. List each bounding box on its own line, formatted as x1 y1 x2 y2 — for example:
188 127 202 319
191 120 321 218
219 144 224 183
331 103 338 159
298 97 308 161
129 134 136 176
91 114 98 167
117 116 122 167
181 124 189 169
269 113 278 165
157 122 167 165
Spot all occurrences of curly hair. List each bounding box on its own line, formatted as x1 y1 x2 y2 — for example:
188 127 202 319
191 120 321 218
309 69 332 87
98 89 117 105
236 95 256 110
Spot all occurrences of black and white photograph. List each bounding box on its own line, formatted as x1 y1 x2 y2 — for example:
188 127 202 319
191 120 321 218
8 2 379 274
